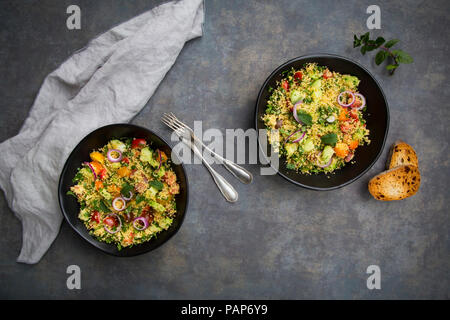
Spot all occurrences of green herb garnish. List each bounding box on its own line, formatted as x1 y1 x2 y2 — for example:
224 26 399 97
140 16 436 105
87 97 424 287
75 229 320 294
66 190 77 198
121 183 134 197
149 180 164 191
72 171 83 183
353 32 413 75
286 163 296 170
99 200 109 213
135 194 145 204
296 110 313 126
321 133 338 146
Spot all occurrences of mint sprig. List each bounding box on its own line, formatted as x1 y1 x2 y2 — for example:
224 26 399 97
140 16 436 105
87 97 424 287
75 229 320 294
296 110 313 126
321 133 337 146
353 32 413 75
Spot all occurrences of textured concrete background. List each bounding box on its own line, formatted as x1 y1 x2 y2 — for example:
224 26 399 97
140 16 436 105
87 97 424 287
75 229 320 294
0 0 449 299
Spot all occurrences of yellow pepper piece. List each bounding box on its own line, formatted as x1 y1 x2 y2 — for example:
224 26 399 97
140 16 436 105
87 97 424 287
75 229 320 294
334 142 349 158
117 166 131 178
90 151 105 163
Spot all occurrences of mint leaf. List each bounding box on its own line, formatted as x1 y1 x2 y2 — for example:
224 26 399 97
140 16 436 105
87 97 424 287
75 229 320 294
99 200 109 213
353 33 412 76
361 32 370 43
384 39 399 48
321 133 338 146
353 35 361 47
386 64 398 70
149 180 164 191
375 37 385 47
392 50 413 64
135 194 145 204
375 50 388 65
296 110 313 126
121 183 134 197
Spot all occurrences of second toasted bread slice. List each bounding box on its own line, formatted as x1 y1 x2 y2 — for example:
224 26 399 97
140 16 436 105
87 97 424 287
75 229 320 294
369 165 421 201
386 140 419 169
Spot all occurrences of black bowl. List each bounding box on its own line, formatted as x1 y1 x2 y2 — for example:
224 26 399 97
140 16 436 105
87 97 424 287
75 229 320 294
255 54 389 190
58 124 189 256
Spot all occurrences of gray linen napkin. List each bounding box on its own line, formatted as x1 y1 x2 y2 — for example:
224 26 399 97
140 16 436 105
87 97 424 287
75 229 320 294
0 0 204 264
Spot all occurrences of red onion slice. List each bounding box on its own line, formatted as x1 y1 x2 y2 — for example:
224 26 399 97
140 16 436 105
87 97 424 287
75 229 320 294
316 152 333 168
345 153 355 162
83 162 97 180
103 213 122 234
337 91 355 107
107 149 123 162
285 130 306 144
112 197 126 211
293 101 303 124
133 217 149 231
352 93 366 110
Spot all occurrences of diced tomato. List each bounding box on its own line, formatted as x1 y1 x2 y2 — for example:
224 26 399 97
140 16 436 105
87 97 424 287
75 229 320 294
103 216 117 227
98 168 107 180
294 71 303 81
323 69 333 79
91 211 101 223
282 80 289 92
351 98 362 109
340 122 352 133
131 138 147 149
349 109 359 119
122 157 129 164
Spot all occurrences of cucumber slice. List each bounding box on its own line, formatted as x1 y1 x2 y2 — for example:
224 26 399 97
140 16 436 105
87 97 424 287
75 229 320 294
290 89 305 104
321 145 335 162
302 139 314 152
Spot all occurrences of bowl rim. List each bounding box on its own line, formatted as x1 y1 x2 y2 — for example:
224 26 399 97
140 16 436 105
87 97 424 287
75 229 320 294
254 53 390 191
57 123 189 256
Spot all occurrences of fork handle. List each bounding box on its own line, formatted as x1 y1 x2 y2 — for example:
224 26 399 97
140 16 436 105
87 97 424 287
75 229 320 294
221 158 253 185
183 138 238 203
204 161 239 203
192 137 253 184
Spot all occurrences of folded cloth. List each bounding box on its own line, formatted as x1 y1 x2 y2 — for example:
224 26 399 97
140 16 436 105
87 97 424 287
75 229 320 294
0 0 204 264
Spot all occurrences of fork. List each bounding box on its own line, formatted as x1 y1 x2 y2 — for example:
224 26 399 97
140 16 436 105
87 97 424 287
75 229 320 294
162 114 239 203
162 112 253 184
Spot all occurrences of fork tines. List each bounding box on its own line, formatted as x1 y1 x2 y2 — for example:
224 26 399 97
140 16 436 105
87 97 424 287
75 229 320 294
161 113 189 138
163 112 190 129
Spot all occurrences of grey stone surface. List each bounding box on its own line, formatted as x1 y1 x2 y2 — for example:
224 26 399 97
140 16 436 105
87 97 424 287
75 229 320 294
0 0 449 299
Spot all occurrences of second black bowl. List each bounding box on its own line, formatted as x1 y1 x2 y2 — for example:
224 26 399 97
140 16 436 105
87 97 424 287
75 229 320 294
255 54 389 190
58 124 188 256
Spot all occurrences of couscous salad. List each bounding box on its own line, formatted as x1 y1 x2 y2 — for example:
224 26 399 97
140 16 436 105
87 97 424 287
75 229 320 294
68 138 180 250
263 63 370 174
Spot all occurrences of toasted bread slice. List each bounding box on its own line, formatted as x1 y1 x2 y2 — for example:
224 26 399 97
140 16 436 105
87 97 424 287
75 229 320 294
386 140 419 169
369 165 420 201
